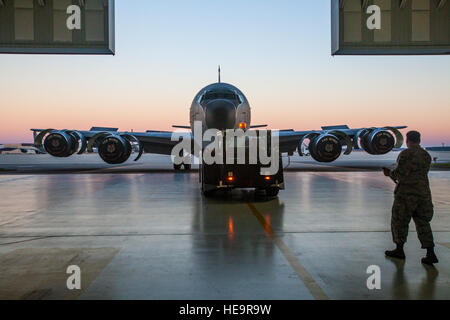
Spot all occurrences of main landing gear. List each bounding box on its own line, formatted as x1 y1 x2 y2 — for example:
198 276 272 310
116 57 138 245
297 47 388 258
173 163 192 171
265 187 280 197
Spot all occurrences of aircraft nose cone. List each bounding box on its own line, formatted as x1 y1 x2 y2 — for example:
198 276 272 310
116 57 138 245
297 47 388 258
205 99 236 130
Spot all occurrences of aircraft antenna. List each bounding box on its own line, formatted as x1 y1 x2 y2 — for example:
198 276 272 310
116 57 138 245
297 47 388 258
218 65 221 83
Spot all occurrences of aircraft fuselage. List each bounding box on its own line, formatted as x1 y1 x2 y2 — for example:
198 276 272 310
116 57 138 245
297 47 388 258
190 83 251 132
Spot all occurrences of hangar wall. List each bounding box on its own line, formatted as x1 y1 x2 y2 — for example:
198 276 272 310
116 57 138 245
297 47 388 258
332 0 450 55
0 0 114 54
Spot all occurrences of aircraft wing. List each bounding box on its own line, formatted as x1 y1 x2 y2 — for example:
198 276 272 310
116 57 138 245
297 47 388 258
132 131 192 155
32 127 193 163
32 124 407 165
277 125 407 162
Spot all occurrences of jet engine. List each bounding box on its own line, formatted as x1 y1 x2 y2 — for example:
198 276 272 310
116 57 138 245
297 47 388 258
298 131 352 163
355 128 403 155
35 130 87 158
309 134 342 163
97 135 132 164
87 133 143 165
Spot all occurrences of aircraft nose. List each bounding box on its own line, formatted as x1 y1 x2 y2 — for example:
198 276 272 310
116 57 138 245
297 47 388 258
205 99 236 130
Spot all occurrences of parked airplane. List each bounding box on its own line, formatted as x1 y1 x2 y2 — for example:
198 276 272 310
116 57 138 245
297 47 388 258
32 69 406 195
0 144 41 154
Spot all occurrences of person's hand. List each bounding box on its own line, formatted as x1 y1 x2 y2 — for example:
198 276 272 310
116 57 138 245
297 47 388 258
383 168 391 177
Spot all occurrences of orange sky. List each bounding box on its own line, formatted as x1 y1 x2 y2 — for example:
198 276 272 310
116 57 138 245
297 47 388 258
1 1 449 146
1 62 449 146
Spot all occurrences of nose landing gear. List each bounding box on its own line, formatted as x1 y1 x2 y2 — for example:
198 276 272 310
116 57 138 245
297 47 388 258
173 163 192 171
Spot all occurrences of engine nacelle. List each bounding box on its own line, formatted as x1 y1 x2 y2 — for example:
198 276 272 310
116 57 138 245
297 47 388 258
87 132 143 165
42 130 86 158
309 134 342 163
35 129 87 158
299 133 345 163
359 129 395 155
98 135 132 165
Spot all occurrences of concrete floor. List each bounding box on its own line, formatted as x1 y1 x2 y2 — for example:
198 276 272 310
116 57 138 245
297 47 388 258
0 169 449 300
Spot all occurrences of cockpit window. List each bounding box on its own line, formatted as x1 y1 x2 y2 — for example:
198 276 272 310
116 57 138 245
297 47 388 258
200 90 242 104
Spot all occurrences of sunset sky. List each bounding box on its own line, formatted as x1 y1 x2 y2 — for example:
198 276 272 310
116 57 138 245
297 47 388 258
1 0 449 146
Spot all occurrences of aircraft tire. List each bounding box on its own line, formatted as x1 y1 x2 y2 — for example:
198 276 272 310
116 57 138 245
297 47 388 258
266 187 280 197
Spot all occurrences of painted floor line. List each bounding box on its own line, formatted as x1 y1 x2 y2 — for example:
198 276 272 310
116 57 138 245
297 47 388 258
247 203 329 300
439 243 450 249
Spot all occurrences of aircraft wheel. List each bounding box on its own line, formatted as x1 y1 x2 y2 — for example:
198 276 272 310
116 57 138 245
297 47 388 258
183 164 192 170
266 187 280 197
174 164 182 171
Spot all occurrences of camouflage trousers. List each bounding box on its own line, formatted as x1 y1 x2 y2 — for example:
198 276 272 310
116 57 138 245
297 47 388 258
391 194 435 249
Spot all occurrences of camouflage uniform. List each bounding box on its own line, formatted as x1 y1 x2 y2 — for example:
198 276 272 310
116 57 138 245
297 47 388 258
390 145 435 248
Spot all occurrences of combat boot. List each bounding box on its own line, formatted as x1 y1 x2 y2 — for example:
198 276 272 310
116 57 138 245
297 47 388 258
422 248 439 265
385 244 406 260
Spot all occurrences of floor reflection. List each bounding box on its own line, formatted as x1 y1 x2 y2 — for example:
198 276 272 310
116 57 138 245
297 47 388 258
418 265 439 300
386 257 410 300
190 190 285 278
387 257 440 300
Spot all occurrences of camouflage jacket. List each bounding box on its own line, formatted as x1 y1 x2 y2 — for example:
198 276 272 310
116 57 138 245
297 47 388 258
390 145 432 198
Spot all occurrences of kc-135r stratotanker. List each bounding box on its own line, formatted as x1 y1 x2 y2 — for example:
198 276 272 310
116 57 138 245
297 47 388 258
32 69 406 196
